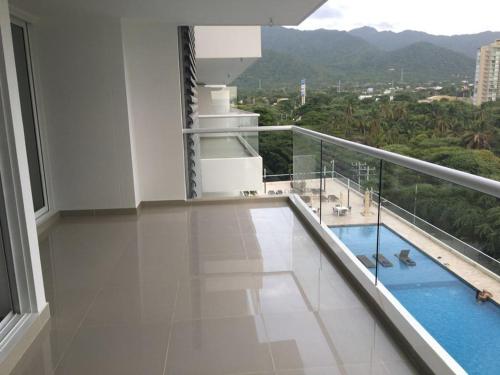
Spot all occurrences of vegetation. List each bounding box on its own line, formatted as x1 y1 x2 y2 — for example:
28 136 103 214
239 89 500 261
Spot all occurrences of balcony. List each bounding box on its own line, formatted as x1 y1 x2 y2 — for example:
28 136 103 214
8 123 500 375
11 200 420 375
1 0 499 372
184 125 500 375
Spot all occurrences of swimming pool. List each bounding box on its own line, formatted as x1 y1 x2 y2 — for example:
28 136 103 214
330 224 500 375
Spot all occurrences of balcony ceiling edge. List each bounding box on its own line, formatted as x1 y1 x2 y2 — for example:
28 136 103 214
11 0 328 26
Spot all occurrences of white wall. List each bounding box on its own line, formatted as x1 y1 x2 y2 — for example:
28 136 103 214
201 157 263 194
30 13 137 210
195 26 261 85
198 86 231 114
121 20 186 202
195 26 261 59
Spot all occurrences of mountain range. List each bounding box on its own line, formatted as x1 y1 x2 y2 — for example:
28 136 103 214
235 27 500 90
349 26 500 58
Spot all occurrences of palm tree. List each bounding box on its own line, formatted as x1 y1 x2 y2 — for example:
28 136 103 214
461 130 492 149
343 98 355 137
461 109 495 149
366 117 385 147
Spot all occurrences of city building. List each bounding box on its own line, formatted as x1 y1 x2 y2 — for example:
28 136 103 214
473 39 500 105
0 1 499 375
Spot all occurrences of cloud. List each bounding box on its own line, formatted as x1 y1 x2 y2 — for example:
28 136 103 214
294 0 500 36
309 4 343 20
370 22 394 31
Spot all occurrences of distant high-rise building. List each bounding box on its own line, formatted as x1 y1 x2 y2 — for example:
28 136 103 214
473 40 500 106
300 79 306 105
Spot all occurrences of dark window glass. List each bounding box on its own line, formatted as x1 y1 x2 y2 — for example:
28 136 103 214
11 23 45 212
0 184 15 320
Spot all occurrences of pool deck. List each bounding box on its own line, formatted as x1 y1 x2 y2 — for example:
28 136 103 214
266 179 500 304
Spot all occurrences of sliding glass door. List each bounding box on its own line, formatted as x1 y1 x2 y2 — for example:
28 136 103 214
0 227 14 322
11 19 47 215
0 181 16 323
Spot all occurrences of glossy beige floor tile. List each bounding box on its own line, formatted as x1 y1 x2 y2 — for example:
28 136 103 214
9 323 58 375
174 275 260 320
257 274 312 314
166 316 274 375
189 231 246 256
263 312 339 370
12 201 417 375
83 284 178 327
55 323 169 375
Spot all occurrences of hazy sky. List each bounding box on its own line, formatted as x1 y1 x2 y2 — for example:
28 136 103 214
295 0 500 35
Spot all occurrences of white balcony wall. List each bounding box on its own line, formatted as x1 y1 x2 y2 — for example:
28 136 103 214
122 20 186 203
198 86 231 114
195 26 261 59
195 26 262 85
6 6 189 210
28 12 137 210
201 157 264 194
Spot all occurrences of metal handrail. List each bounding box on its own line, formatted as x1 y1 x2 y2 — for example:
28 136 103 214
198 109 260 118
182 125 500 199
183 125 292 133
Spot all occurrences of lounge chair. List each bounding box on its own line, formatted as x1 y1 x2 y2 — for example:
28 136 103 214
268 190 275 195
276 190 283 195
356 255 376 268
373 254 393 267
395 249 416 266
328 194 338 202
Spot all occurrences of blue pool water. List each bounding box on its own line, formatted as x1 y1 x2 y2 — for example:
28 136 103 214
330 224 500 375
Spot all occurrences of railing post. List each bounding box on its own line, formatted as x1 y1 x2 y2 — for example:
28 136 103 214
263 168 267 194
375 159 384 286
347 179 350 208
319 140 323 224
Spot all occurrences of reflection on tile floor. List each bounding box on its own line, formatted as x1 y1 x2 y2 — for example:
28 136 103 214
11 201 418 375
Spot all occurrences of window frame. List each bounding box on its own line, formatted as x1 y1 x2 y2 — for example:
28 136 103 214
10 17 49 218
0 19 42 323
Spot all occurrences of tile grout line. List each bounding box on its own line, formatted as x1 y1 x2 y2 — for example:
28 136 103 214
51 237 135 372
162 279 181 375
234 205 251 261
260 314 277 373
51 283 105 372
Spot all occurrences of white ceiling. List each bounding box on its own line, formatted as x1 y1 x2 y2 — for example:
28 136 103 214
9 0 326 25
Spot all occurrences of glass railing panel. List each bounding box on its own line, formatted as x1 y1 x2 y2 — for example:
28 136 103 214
261 129 293 191
292 132 322 220
377 160 500 375
321 141 382 275
379 162 500 276
199 111 259 152
194 130 291 199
